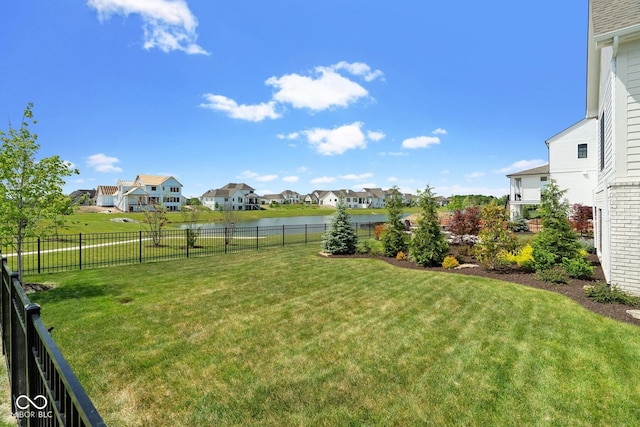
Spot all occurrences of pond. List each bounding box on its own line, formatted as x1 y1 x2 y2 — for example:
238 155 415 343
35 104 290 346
184 214 397 230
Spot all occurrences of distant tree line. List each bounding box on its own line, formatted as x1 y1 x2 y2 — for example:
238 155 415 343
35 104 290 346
446 194 507 210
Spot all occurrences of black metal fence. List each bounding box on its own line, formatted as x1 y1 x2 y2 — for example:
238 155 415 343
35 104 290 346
1 222 378 275
1 255 106 426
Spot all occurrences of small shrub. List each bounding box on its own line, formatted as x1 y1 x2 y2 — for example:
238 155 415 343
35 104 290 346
561 257 594 279
368 239 384 256
515 244 535 272
396 251 407 260
374 224 386 240
532 246 557 272
536 267 569 284
577 237 595 254
510 216 530 232
498 250 516 265
442 256 460 269
356 240 371 254
584 283 640 306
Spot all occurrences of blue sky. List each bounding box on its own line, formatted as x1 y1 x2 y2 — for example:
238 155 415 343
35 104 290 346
1 1 588 198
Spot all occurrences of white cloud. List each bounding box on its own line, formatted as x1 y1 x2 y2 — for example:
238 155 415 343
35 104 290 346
493 159 547 174
311 176 336 184
297 166 309 173
276 132 300 140
283 176 299 183
331 61 384 82
367 130 386 141
266 67 368 111
433 128 448 135
401 136 441 149
465 172 486 179
339 173 374 181
303 122 367 155
87 0 208 55
237 170 278 182
379 151 408 157
86 153 123 172
356 182 377 189
200 94 281 122
387 176 398 182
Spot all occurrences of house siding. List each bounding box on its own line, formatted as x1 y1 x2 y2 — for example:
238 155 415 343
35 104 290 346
608 181 640 294
547 119 598 207
626 46 640 175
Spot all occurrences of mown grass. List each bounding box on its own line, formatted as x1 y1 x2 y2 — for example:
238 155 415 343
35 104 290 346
25 246 640 426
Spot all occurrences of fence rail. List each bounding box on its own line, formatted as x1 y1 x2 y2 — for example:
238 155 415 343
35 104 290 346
1 255 106 426
1 222 379 275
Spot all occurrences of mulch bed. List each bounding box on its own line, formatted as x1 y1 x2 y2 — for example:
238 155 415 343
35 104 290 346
329 249 640 327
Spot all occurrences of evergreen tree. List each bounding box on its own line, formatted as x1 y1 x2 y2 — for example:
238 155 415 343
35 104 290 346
531 179 580 270
381 186 408 257
322 195 358 255
409 185 449 266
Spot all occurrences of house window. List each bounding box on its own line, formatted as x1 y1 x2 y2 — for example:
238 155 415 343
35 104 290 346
540 177 548 189
600 112 605 171
578 143 587 159
151 186 157 191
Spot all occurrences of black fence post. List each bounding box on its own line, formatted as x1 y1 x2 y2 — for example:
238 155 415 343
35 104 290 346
37 237 41 274
25 302 41 409
256 226 259 251
139 230 143 264
79 233 82 270
305 224 308 245
185 229 189 259
282 225 285 247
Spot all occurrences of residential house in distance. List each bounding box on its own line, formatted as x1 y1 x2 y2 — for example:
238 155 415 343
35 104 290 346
96 175 183 212
588 0 640 294
95 185 118 207
69 189 96 206
281 190 301 204
201 183 260 210
506 164 549 220
261 193 286 205
545 118 598 209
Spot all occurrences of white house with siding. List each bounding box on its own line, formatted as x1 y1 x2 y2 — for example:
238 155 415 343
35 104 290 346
200 183 260 210
96 176 183 212
506 164 549 220
588 0 640 295
545 118 598 209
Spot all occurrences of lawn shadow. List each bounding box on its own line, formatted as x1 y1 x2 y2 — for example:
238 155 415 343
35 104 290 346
30 281 124 304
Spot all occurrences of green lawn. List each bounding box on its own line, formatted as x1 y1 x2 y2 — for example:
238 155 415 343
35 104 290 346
23 246 640 426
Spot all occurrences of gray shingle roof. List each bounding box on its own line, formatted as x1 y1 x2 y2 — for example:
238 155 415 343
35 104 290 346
592 0 640 38
506 164 549 177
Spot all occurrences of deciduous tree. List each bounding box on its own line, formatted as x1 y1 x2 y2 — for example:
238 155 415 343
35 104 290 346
0 103 78 280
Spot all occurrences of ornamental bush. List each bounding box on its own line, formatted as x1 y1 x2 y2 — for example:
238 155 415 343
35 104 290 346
475 204 518 270
442 255 460 269
561 256 594 279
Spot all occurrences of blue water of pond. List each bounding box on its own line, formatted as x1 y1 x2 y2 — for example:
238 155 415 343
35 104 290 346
180 214 401 229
